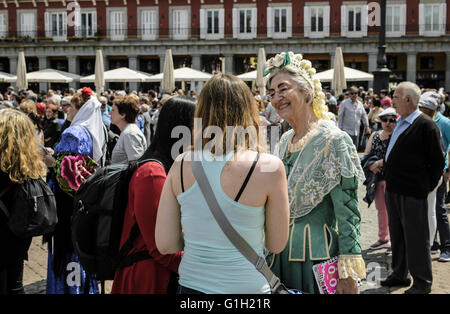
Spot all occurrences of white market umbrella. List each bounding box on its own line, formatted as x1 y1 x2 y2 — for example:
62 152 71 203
80 67 153 83
256 48 267 95
315 67 374 83
26 68 81 83
237 70 257 81
16 51 28 90
331 47 346 96
162 49 175 93
0 71 16 83
147 67 213 82
95 49 105 95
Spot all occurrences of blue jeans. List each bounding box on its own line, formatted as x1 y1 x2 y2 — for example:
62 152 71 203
348 134 359 148
434 180 450 252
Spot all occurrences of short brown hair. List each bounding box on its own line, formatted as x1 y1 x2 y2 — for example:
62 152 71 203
71 93 90 110
113 96 140 123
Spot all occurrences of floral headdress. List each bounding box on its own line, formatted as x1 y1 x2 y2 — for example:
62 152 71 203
263 51 332 120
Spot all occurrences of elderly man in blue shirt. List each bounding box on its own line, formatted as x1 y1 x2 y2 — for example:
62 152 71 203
418 91 450 263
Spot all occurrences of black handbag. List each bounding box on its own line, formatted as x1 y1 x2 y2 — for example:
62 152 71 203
0 178 57 238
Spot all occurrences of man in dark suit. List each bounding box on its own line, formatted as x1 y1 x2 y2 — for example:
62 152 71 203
381 82 444 294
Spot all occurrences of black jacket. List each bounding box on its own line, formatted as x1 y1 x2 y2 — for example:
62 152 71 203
0 172 32 266
384 113 444 198
42 116 62 148
361 154 380 207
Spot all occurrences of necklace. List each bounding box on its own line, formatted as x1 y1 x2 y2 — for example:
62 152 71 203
286 122 319 158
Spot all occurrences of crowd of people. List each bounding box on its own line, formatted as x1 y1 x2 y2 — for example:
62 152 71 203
0 51 449 295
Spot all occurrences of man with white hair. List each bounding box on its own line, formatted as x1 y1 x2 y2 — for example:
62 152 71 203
98 96 111 129
381 82 445 294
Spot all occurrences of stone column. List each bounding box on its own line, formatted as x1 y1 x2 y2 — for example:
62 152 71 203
103 56 109 91
329 52 335 69
9 56 17 75
128 55 138 92
224 54 234 75
368 52 378 89
407 53 417 83
9 56 17 90
39 56 48 92
446 52 450 92
191 54 201 71
68 56 79 90
159 53 165 94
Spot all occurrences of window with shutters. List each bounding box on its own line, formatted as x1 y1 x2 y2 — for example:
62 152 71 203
0 11 7 38
81 11 96 37
267 4 291 38
426 4 440 31
172 8 189 39
348 7 361 32
18 11 36 38
311 7 324 32
386 4 406 37
304 4 329 38
419 1 447 36
233 6 257 39
239 9 252 33
341 3 368 37
274 8 287 33
207 10 220 34
140 9 157 40
109 9 126 40
200 6 224 40
46 11 67 40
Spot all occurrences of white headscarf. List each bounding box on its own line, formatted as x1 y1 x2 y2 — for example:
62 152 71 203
71 96 105 162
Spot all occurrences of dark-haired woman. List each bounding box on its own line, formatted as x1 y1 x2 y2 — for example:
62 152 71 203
112 96 196 294
45 88 105 294
42 103 62 149
110 95 147 164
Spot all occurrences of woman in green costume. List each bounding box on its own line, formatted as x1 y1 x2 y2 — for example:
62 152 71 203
264 52 366 294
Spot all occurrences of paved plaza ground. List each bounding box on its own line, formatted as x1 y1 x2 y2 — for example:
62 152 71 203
22 184 450 295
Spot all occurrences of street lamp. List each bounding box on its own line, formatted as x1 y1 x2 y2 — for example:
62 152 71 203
372 0 391 94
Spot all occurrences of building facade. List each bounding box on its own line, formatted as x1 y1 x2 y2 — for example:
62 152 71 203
0 0 449 92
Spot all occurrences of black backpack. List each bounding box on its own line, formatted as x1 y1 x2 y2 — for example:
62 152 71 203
0 178 58 238
71 158 164 283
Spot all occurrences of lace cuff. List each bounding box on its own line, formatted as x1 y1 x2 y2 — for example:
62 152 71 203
338 254 366 280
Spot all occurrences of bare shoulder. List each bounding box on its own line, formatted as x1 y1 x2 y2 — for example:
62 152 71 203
255 152 285 177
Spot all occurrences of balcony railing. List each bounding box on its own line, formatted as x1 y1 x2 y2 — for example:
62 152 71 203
0 24 447 42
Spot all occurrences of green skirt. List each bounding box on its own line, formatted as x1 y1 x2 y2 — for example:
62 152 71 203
266 238 322 294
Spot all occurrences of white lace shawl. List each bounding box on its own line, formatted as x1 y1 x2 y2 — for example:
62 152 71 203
277 120 365 219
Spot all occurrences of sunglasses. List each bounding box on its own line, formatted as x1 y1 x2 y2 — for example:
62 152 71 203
349 92 357 95
380 117 396 123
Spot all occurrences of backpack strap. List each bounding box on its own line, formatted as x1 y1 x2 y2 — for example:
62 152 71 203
116 222 152 269
234 152 260 202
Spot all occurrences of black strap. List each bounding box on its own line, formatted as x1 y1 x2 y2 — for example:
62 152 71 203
118 222 141 257
117 250 152 269
116 222 152 269
234 152 260 202
180 154 185 193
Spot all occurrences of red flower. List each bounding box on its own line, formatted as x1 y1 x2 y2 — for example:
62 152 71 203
81 87 93 98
